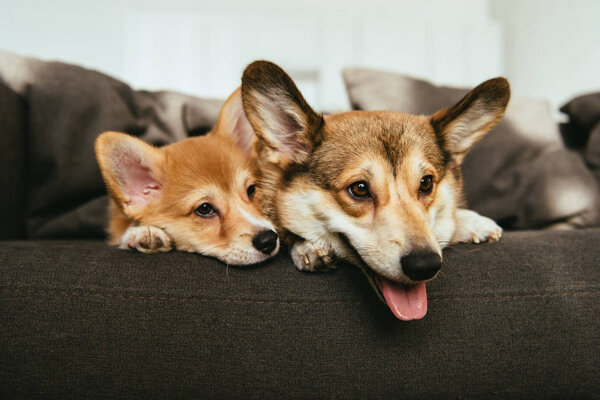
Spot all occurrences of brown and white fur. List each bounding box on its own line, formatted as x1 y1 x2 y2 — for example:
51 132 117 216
240 61 509 319
95 88 279 265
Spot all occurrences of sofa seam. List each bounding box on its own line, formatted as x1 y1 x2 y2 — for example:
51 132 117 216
1 286 598 305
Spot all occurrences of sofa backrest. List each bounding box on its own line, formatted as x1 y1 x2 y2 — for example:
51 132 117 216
0 50 223 240
0 81 26 239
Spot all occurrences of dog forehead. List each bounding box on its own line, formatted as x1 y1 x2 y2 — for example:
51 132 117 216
315 111 443 175
163 135 253 192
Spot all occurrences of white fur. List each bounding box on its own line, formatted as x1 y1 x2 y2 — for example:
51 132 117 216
251 90 309 164
280 185 442 282
430 180 457 247
281 175 500 282
291 240 334 271
452 208 503 243
119 225 173 254
219 244 279 266
280 189 351 271
445 104 496 155
237 205 276 232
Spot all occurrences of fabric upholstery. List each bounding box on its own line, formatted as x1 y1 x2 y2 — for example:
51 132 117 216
0 82 26 239
343 68 600 229
1 229 599 399
560 92 600 142
0 50 223 239
586 125 600 185
561 92 600 189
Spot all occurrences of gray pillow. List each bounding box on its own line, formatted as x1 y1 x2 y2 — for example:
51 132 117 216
560 92 600 138
560 92 600 186
0 82 26 239
343 68 600 229
0 50 223 239
585 125 600 185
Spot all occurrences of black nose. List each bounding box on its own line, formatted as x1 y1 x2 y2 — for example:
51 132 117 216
252 230 278 255
401 251 442 281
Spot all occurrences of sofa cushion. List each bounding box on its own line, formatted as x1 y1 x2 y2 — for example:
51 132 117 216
0 82 26 239
1 230 599 398
343 68 600 229
0 50 223 239
561 92 600 189
586 125 600 184
560 92 600 144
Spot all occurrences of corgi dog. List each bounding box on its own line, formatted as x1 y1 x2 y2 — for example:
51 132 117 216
95 88 279 265
241 61 509 320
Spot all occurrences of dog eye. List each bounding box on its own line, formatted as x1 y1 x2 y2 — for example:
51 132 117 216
194 203 215 217
419 175 434 195
247 184 256 199
348 181 371 199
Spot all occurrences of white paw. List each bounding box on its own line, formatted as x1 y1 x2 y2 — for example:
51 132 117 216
453 209 503 244
290 240 334 272
119 226 174 254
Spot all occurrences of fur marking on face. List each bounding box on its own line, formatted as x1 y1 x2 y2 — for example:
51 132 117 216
96 88 279 266
241 60 510 319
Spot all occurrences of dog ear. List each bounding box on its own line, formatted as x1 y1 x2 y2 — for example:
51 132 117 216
241 60 323 166
213 87 256 155
430 77 510 164
95 132 164 218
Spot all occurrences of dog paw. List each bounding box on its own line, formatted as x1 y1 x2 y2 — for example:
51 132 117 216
453 209 502 244
291 240 335 272
119 226 174 254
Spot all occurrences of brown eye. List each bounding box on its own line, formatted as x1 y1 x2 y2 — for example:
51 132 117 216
348 181 371 199
419 175 434 195
247 184 256 199
195 203 215 217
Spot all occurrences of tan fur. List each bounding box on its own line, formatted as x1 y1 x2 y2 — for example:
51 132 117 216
96 88 279 265
241 60 509 285
107 202 131 246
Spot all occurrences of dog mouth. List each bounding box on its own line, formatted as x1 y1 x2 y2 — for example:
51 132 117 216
358 264 428 321
375 276 427 321
338 234 429 321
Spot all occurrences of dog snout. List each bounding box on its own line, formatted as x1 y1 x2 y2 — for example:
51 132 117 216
401 251 441 281
252 230 278 255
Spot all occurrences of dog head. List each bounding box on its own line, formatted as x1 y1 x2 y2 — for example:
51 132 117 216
242 61 509 317
95 88 279 265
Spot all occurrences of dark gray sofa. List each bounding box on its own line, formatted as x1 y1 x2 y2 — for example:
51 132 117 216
1 51 599 399
1 233 600 399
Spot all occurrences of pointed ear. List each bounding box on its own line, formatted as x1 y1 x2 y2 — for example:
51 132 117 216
241 60 323 166
213 87 256 154
430 77 510 164
95 131 164 218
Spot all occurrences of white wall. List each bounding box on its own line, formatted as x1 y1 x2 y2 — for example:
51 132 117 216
0 0 501 111
3 0 598 113
492 0 600 110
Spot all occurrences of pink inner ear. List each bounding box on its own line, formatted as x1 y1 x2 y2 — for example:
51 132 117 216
121 157 161 207
258 94 309 162
231 105 255 153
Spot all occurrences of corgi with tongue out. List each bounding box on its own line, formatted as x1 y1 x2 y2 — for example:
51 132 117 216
241 61 510 320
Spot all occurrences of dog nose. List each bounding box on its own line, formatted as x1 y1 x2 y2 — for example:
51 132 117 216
401 251 442 281
252 230 278 254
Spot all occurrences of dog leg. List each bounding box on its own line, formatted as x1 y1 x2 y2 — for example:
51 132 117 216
291 240 334 272
119 225 174 253
452 209 502 244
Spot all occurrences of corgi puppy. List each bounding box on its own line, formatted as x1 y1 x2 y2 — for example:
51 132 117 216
241 61 509 319
95 88 279 265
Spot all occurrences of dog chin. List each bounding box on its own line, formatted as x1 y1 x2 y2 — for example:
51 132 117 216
218 243 280 266
338 234 428 321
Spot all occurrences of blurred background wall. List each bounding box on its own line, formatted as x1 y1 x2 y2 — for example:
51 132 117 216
1 0 599 112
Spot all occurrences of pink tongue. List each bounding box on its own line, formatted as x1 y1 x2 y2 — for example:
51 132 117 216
379 279 427 321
